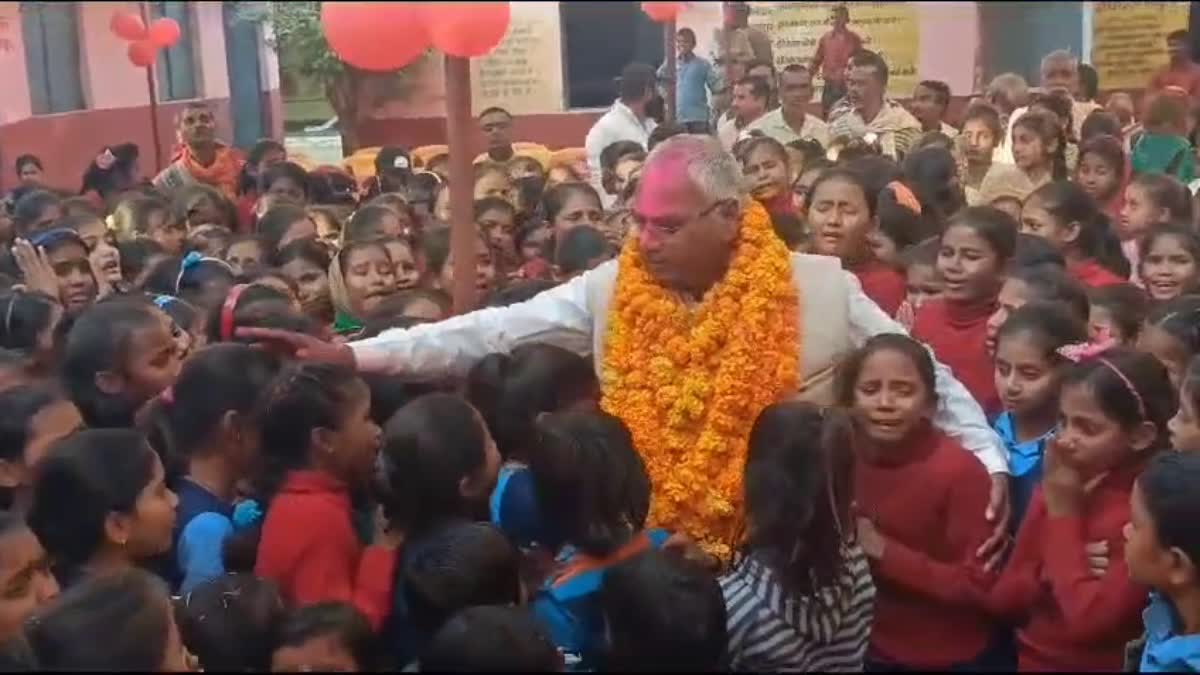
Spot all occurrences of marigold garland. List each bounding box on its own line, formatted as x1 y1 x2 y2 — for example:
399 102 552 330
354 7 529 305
600 200 800 559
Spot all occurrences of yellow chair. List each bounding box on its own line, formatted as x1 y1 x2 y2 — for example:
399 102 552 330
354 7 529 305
473 142 553 170
343 146 382 180
287 152 319 172
412 145 449 169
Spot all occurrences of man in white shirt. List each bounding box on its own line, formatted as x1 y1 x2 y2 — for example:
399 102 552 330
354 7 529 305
585 63 658 205
717 76 769 151
745 64 831 148
241 135 1012 562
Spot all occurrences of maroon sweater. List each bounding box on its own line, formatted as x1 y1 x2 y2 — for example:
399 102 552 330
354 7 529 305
984 462 1149 671
854 423 997 668
911 298 1000 416
850 258 907 317
1069 258 1127 288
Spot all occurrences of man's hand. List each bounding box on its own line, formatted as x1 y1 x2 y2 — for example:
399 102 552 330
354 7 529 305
976 474 1012 571
235 327 356 367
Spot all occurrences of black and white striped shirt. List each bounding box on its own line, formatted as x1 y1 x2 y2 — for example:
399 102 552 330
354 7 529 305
720 544 875 672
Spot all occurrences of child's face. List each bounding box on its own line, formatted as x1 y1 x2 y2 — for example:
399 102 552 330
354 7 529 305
743 146 790 203
936 224 1003 304
473 171 514 205
344 245 397 318
904 263 942 311
324 381 381 486
1138 324 1191 391
521 225 552 262
613 157 644 199
121 452 179 559
1011 126 1049 172
1088 304 1128 346
1020 198 1073 253
476 207 518 265
191 231 230 259
439 235 497 294
851 348 933 445
149 216 187 257
1056 382 1146 476
280 217 318 250
868 230 899 267
272 634 360 673
1122 482 1179 591
962 119 997 163
1169 384 1200 451
120 311 183 405
186 194 223 229
991 197 1023 223
551 192 604 239
281 258 333 321
994 331 1061 419
0 527 57 643
312 213 342 246
47 242 98 315
808 178 875 262
266 176 307 205
1141 234 1198 302
1120 183 1167 241
226 240 265 279
1076 153 1120 202
985 278 1032 355
382 240 420 290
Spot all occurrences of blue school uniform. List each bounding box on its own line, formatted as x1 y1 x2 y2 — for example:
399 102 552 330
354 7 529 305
993 412 1053 532
489 462 550 549
1141 593 1200 672
533 528 670 671
173 478 235 594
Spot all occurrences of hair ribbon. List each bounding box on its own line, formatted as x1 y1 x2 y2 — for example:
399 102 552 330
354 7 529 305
220 284 250 342
887 181 922 215
1056 338 1147 420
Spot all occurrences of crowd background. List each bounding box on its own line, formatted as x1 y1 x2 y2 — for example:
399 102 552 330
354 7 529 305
0 1 1200 672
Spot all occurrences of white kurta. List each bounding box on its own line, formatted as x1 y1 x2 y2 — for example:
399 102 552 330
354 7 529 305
351 253 1009 475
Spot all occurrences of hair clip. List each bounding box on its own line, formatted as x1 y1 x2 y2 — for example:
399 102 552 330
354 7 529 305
153 295 176 310
1056 337 1115 363
232 499 263 530
887 181 922 215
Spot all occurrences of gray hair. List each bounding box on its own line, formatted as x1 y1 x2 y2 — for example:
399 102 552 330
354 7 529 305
986 73 1029 110
1041 49 1078 72
643 134 745 203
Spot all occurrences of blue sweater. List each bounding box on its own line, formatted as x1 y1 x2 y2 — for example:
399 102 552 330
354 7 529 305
173 478 235 594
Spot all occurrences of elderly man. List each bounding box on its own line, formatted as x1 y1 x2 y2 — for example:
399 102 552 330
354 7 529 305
829 50 921 160
746 64 830 148
241 135 1010 561
153 102 244 201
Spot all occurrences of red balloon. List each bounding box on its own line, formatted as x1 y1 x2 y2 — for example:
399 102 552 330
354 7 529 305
320 2 429 72
128 40 158 68
147 17 182 48
422 3 510 58
641 2 683 23
110 10 147 41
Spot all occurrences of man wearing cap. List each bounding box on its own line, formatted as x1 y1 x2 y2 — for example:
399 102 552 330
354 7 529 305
585 63 659 206
363 146 413 200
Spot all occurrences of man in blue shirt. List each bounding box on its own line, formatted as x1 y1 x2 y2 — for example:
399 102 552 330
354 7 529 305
659 28 720 134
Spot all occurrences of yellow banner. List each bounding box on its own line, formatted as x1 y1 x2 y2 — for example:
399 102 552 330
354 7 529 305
747 1 919 98
1092 2 1190 91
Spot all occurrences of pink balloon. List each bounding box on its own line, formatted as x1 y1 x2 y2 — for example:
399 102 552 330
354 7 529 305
320 2 430 72
147 17 182 48
423 2 510 59
641 2 684 23
110 10 147 41
128 40 158 68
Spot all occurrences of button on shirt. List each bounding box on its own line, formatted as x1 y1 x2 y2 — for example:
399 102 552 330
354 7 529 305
745 108 831 148
659 55 719 125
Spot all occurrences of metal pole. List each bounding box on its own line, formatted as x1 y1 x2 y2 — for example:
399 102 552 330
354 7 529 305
139 2 164 173
664 20 677 123
443 55 476 315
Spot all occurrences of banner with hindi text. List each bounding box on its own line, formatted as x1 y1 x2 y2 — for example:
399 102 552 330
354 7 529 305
1091 2 1190 91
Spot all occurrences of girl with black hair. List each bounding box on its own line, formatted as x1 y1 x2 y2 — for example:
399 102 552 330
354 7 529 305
1140 224 1200 302
0 512 58 645
176 573 284 672
235 139 287 231
277 237 335 324
258 161 310 207
79 143 142 207
252 362 395 631
272 602 377 672
476 196 521 273
421 605 561 672
0 384 82 515
1171 356 1200 451
1022 180 1130 286
839 334 999 670
1138 294 1200 390
721 401 874 672
344 204 406 245
255 203 317 257
738 136 796 216
142 253 236 311
17 228 99 316
61 298 181 429
329 240 399 336
0 290 62 374
204 283 321 346
11 190 62 238
28 429 178 588
1075 134 1126 224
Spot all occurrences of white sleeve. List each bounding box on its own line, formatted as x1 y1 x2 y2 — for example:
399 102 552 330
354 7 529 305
842 271 1009 475
349 267 599 380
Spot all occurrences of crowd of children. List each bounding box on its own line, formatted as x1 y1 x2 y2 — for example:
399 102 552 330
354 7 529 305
3 26 1200 673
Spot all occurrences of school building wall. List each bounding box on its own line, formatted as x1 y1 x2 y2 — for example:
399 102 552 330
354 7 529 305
0 1 282 193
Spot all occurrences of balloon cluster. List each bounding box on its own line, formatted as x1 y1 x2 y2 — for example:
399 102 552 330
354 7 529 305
110 9 182 68
320 2 512 72
641 2 686 23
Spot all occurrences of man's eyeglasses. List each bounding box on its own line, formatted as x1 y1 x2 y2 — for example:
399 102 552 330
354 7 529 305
631 199 732 237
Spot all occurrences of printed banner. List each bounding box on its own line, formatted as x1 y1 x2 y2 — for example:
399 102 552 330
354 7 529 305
1091 2 1190 91
747 1 919 98
471 1 566 115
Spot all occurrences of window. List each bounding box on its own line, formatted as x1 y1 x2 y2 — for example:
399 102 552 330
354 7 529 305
152 1 198 101
561 1 664 109
20 2 85 114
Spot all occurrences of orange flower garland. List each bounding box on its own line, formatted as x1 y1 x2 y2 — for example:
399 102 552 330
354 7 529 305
601 200 800 559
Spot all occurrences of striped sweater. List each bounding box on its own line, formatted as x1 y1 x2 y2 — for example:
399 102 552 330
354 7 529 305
720 544 875 672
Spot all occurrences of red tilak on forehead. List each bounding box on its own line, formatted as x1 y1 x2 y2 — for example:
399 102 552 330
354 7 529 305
635 154 690 215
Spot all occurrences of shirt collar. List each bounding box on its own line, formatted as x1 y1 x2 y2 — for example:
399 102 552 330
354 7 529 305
1143 593 1200 671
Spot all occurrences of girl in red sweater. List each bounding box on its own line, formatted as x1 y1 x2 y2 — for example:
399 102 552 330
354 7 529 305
838 334 999 670
253 362 397 631
808 169 908 317
1021 180 1130 288
986 348 1175 671
912 206 1017 416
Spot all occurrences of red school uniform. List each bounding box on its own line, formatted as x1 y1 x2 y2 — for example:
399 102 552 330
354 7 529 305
984 461 1148 671
1069 258 1127 288
254 470 396 631
854 422 997 668
849 258 907 317
910 298 1000 415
